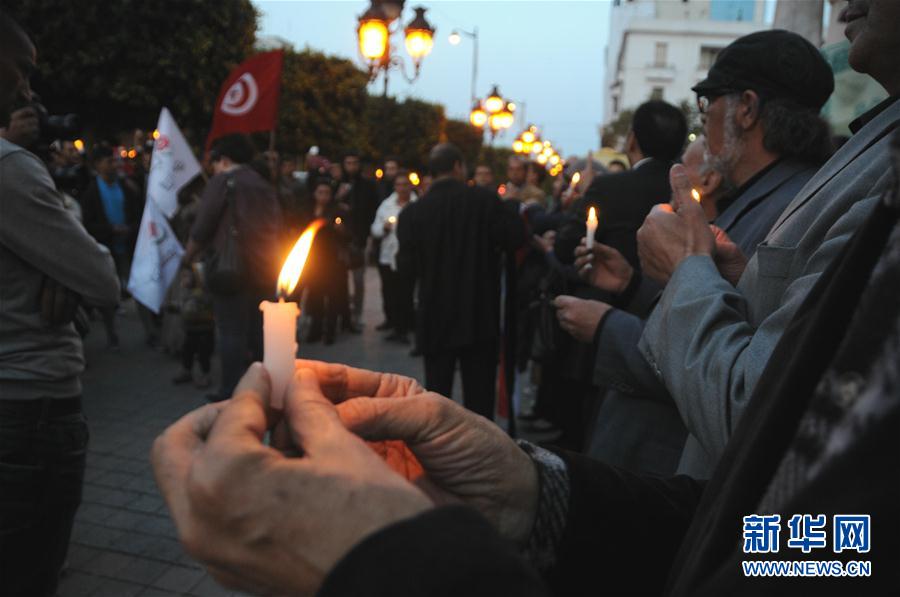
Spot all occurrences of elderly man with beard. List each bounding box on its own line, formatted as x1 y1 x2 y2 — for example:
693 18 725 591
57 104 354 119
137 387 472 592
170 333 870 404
630 2 900 473
557 30 835 477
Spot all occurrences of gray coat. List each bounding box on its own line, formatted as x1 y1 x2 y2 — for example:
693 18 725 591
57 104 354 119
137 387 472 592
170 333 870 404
588 158 820 477
639 99 900 476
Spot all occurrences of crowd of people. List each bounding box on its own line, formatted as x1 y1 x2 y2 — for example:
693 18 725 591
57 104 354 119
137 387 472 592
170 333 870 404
1 1 899 595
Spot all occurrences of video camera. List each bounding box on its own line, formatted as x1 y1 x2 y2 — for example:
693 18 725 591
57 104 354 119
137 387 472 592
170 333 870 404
31 94 80 143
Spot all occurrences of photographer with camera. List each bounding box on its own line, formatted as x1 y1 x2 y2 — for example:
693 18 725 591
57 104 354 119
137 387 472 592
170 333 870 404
0 11 120 596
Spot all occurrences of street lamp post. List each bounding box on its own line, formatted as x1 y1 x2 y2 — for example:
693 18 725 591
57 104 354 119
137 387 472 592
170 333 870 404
357 0 436 96
448 26 478 104
469 84 516 143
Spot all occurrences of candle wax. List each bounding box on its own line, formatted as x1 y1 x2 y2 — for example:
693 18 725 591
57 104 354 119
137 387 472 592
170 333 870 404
585 207 598 250
260 298 300 409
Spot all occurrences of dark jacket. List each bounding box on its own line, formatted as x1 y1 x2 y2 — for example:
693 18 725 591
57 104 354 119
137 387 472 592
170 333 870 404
79 175 143 254
396 177 526 354
318 141 900 596
589 158 821 478
564 158 672 268
190 165 284 293
341 174 380 248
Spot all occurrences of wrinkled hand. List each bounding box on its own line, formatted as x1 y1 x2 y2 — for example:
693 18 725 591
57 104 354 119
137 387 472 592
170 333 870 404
0 105 39 148
711 225 747 286
573 242 634 294
40 277 81 327
637 164 714 284
152 363 432 596
553 295 611 343
296 360 540 547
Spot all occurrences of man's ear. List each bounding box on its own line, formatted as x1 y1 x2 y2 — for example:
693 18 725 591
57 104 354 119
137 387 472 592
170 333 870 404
736 90 762 131
702 168 723 197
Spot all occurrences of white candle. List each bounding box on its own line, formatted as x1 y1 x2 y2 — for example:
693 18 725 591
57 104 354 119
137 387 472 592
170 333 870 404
261 299 299 409
585 206 598 250
569 171 581 194
260 220 323 409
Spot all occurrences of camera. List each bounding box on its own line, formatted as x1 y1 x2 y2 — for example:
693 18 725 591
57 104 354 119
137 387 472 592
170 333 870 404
31 95 80 142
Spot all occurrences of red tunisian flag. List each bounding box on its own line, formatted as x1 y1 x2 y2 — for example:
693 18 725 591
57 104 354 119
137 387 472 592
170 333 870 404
206 50 284 149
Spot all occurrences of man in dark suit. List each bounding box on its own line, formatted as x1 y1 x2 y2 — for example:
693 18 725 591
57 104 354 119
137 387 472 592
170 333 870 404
395 143 525 418
565 100 686 267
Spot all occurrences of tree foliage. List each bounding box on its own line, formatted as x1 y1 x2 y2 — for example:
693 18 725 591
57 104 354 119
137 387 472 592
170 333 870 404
361 95 445 171
443 119 484 169
8 0 258 143
275 48 370 160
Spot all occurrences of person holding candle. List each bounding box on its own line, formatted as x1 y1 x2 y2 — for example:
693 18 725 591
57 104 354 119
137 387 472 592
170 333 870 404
301 178 352 345
562 30 841 478
370 168 417 343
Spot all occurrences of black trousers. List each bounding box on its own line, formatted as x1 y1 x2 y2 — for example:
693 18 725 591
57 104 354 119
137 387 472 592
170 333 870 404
379 264 414 333
0 398 87 597
424 342 498 419
182 328 214 373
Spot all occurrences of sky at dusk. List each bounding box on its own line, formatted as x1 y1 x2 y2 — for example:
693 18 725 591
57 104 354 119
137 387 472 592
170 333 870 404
256 0 612 157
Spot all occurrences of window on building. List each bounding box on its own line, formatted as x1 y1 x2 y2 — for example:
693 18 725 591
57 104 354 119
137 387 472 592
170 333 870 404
654 42 668 67
612 96 619 114
650 87 664 101
699 46 722 70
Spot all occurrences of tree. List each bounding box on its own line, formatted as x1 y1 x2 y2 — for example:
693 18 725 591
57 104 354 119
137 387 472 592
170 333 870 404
8 0 257 143
600 108 634 150
361 95 445 171
275 48 370 160
443 119 483 169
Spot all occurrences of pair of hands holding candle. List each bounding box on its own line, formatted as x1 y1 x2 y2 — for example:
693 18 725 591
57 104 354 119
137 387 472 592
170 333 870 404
151 360 539 596
574 165 747 289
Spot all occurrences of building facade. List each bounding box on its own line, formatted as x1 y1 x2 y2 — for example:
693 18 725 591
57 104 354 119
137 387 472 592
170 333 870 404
604 0 765 129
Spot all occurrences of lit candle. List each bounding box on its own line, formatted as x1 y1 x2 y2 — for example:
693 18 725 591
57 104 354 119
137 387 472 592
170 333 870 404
691 188 701 203
585 206 598 249
569 171 581 194
260 221 323 409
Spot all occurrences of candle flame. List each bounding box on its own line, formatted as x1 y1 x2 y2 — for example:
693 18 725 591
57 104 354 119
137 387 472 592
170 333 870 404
691 188 701 202
277 220 325 298
587 206 598 225
571 172 581 186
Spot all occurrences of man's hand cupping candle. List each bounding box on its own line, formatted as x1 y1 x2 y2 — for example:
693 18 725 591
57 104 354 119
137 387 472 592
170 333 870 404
152 360 540 595
151 363 433 596
636 164 716 284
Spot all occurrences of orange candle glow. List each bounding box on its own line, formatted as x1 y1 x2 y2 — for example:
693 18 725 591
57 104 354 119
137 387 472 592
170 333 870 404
691 188 701 203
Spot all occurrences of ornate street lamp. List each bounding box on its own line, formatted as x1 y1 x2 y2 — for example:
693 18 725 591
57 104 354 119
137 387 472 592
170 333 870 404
469 100 488 128
484 85 505 114
357 1 435 95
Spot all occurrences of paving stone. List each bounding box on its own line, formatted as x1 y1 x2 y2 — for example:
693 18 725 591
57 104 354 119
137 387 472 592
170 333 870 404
57 570 105 597
127 494 165 514
140 537 188 564
65 544 104 569
114 557 170 585
89 577 145 597
189 575 232 597
137 588 183 597
152 565 207 593
109 532 160 557
82 551 136 577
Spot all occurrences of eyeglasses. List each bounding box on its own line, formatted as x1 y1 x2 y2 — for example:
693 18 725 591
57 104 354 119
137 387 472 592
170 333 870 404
696 90 739 115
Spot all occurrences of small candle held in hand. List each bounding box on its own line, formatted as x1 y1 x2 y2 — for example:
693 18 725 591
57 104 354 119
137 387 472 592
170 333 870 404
260 220 323 409
585 206 598 250
569 171 581 193
691 188 701 203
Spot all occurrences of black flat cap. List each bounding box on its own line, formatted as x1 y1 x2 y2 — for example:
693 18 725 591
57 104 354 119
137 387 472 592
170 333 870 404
693 29 834 111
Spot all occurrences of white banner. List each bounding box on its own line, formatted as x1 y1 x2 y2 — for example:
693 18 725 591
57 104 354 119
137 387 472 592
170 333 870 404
127 196 184 314
148 107 201 218
127 108 200 312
